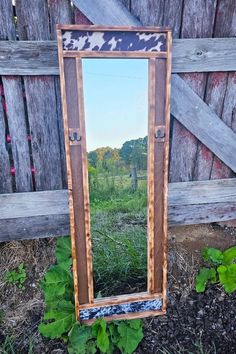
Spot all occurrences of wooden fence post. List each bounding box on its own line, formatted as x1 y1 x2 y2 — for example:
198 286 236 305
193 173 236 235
131 167 137 191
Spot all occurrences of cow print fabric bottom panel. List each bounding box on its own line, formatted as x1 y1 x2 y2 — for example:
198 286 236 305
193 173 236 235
79 298 163 320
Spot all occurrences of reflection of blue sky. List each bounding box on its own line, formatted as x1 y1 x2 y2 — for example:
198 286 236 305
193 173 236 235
82 59 148 151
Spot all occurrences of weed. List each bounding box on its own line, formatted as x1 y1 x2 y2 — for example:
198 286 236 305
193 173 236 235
38 237 144 353
195 246 236 293
4 263 27 290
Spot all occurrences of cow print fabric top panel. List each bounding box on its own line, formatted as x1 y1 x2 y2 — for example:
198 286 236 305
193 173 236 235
79 298 163 321
62 30 166 52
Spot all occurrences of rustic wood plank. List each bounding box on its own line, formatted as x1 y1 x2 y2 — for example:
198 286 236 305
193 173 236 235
168 202 236 227
0 0 32 192
49 0 73 188
3 78 33 191
15 0 63 191
210 1 236 179
0 38 236 75
2 200 236 243
163 0 183 38
63 57 90 305
130 0 165 26
71 0 140 26
171 0 217 182
171 74 236 173
0 93 12 193
1 179 236 219
1 178 236 241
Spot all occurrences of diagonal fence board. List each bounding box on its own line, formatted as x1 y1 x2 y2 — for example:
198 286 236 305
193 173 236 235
171 75 236 173
1 178 236 241
1 38 236 75
71 0 236 173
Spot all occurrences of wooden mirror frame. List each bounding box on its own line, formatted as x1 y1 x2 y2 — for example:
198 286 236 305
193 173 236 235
57 25 172 323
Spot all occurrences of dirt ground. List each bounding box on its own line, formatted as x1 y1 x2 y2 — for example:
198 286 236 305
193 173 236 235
0 223 236 353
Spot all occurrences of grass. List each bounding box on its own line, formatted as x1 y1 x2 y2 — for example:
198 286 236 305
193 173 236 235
0 336 34 354
89 172 148 297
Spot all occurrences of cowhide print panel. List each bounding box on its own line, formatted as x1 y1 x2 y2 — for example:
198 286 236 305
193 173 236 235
79 298 162 320
62 30 166 52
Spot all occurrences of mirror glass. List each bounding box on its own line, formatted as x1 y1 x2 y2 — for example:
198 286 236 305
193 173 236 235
82 59 148 297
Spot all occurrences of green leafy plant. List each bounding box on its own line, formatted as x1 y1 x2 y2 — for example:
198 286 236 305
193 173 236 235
4 263 27 289
39 236 144 353
195 246 236 293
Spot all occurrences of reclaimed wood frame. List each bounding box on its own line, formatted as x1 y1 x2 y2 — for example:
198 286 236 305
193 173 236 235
57 25 172 322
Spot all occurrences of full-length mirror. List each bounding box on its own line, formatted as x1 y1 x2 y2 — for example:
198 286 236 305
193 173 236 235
82 58 148 297
57 25 172 323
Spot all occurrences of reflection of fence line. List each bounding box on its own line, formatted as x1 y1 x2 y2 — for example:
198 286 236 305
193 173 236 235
130 167 147 191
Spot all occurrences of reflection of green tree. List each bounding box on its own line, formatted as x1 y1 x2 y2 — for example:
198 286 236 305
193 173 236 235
88 136 147 175
120 137 147 170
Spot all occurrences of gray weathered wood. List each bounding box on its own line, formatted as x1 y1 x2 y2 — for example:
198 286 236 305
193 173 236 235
0 0 33 192
171 74 236 173
3 78 33 191
1 178 236 241
171 0 216 182
72 0 140 26
49 0 73 188
0 38 236 75
0 97 12 193
210 1 236 180
15 0 63 191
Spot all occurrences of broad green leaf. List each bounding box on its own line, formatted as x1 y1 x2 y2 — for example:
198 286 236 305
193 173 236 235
223 246 236 265
41 265 73 303
39 300 75 339
56 236 72 263
128 319 142 330
117 321 144 354
92 319 109 353
202 247 223 265
218 264 236 293
195 267 217 293
68 323 93 354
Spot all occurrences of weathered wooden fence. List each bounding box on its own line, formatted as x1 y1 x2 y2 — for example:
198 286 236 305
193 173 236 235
0 0 236 242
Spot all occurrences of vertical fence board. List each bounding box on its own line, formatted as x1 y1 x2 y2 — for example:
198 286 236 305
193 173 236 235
15 0 62 191
3 78 33 191
0 95 12 193
49 0 73 188
171 0 217 182
130 0 164 26
0 0 32 192
209 0 236 180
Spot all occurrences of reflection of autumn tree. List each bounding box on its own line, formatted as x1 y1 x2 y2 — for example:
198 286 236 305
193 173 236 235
88 136 147 173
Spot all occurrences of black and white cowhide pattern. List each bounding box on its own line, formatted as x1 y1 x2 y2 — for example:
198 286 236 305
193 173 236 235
79 298 162 321
62 30 166 52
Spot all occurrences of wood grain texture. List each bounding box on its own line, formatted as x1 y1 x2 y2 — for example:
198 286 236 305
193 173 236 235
0 38 236 75
3 78 33 191
153 59 166 294
209 0 236 180
57 30 79 317
2 179 236 220
72 0 140 26
15 0 63 191
0 0 32 192
49 0 73 188
63 57 89 305
171 74 236 173
0 96 12 193
171 0 217 182
1 178 236 241
76 57 94 304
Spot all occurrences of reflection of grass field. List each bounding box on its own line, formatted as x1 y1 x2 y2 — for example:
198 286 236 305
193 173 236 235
90 173 148 297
